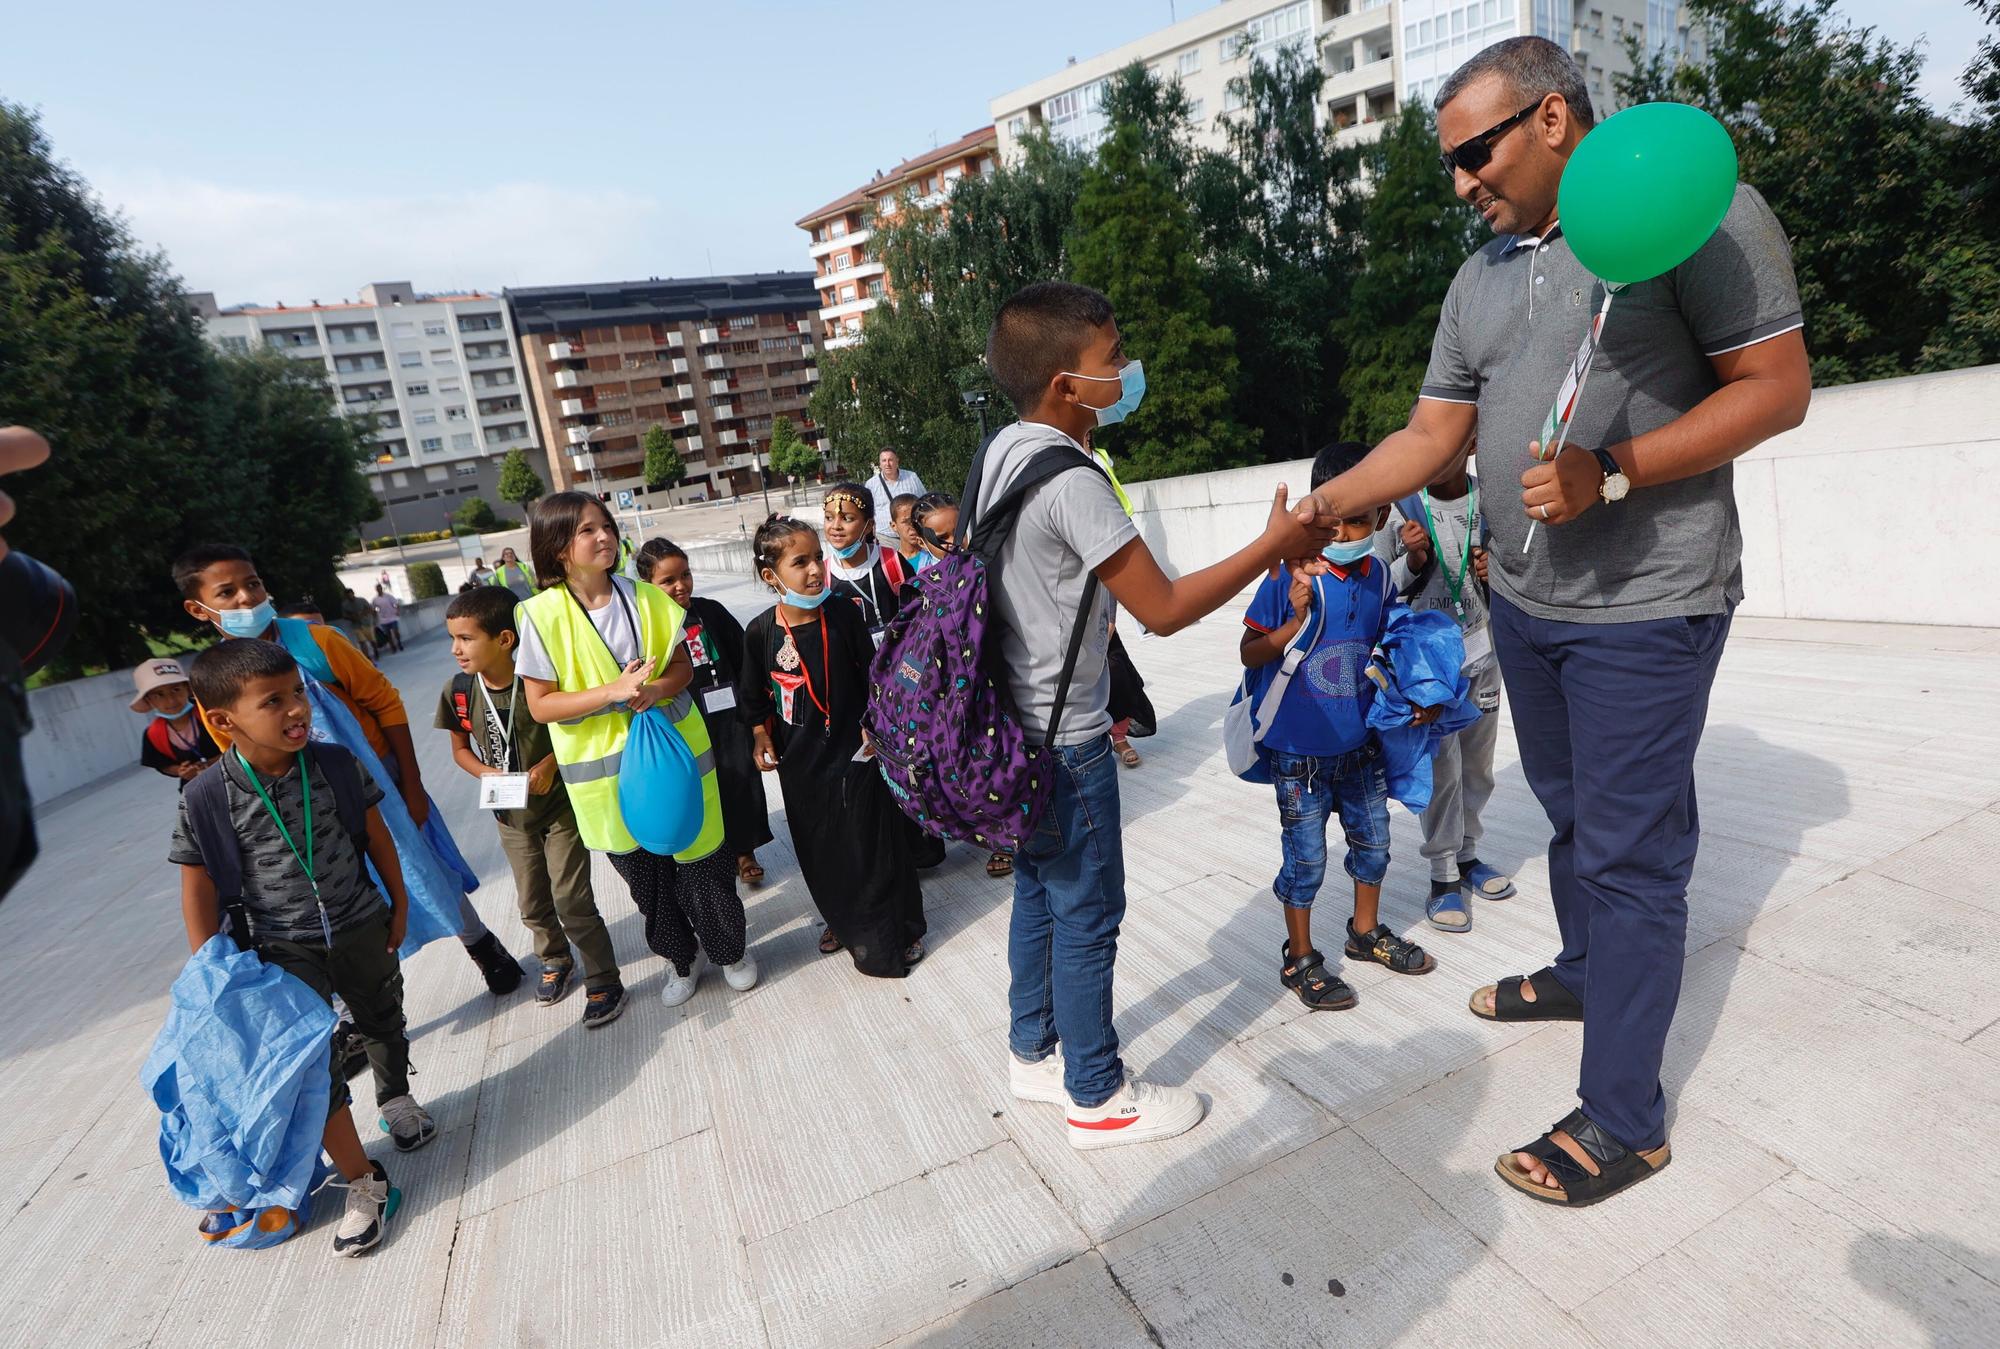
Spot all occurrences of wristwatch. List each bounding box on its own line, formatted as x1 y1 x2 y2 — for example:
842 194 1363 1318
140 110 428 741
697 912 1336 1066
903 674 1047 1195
1592 448 1630 503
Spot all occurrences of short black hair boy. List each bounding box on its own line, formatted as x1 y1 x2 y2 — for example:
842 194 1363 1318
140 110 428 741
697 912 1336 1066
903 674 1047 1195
1312 441 1373 491
985 281 1116 413
444 585 519 641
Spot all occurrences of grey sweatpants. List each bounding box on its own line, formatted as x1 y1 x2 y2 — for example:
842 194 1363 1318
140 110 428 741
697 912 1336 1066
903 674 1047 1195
1421 665 1502 883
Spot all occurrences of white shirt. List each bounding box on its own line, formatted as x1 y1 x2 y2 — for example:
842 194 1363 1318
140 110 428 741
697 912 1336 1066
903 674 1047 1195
867 468 926 526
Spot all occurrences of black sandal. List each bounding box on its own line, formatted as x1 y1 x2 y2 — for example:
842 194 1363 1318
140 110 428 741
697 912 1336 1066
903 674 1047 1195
1469 965 1584 1023
1280 942 1357 1010
1344 921 1436 975
818 927 843 956
1496 1108 1671 1207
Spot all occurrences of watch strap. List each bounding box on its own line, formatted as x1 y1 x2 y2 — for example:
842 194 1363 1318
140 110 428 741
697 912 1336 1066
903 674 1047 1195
1590 448 1622 481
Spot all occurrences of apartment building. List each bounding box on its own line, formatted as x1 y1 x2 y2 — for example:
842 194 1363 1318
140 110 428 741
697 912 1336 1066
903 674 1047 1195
506 274 823 504
795 126 998 351
192 281 539 533
990 0 1702 159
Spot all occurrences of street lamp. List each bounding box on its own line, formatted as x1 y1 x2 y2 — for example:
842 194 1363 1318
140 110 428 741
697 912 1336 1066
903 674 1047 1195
960 388 990 443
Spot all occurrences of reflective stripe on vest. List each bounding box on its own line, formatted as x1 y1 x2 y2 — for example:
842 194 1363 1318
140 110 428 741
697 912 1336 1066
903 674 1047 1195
518 580 726 860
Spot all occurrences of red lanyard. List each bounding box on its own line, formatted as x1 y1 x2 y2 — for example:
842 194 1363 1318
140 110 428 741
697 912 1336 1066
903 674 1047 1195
776 608 831 721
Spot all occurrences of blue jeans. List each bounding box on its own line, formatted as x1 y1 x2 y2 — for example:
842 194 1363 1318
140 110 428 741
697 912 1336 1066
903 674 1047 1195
1008 735 1126 1108
1490 591 1732 1151
1270 746 1391 911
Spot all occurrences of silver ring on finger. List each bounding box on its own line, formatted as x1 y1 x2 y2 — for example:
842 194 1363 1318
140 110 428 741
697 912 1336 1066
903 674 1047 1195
1538 503 1550 519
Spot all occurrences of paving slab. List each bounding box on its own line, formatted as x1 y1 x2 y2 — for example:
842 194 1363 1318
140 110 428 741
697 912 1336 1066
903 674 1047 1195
884 1252 1154 1349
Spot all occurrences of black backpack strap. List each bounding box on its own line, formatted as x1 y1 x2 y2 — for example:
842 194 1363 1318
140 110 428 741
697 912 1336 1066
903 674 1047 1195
450 672 478 740
307 742 375 861
961 437 1114 749
184 759 256 946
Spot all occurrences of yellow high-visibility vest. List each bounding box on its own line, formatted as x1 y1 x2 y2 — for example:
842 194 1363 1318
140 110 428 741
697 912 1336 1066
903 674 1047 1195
518 580 724 860
1094 448 1134 515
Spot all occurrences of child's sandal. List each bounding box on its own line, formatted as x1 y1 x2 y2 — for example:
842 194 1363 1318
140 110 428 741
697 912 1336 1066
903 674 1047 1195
1280 942 1358 1011
1345 921 1436 975
986 851 1014 878
817 927 843 956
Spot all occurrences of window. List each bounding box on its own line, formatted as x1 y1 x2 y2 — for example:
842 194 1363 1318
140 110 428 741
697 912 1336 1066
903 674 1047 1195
836 254 852 271
445 405 468 422
391 321 416 338
424 464 450 483
1218 36 1237 62
219 335 249 354
398 350 423 367
1177 48 1201 77
430 348 453 364
453 461 480 477
452 433 476 450
423 321 447 336
1224 84 1246 113
414 411 437 425
1008 116 1026 137
419 437 443 453
830 219 848 238
391 471 411 487
866 279 884 299
1188 97 1205 122
405 381 429 397
438 379 462 394
839 284 857 303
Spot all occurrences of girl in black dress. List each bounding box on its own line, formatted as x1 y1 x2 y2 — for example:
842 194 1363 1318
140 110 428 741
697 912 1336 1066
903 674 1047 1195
741 516 926 978
820 481 909 646
637 538 775 887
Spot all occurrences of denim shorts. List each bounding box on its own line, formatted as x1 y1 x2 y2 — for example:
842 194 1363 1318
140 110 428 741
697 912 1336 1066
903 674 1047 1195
1269 744 1392 908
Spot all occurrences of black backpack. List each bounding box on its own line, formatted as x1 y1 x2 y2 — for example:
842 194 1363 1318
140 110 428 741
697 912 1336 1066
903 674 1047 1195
182 742 373 947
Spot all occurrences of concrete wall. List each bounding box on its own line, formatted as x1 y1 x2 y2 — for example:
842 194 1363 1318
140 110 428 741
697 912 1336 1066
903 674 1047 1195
1125 363 2000 629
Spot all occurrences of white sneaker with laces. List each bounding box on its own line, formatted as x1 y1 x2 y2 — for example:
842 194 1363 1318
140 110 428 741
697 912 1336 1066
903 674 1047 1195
659 964 698 1007
1066 1075 1205 1151
330 1164 393 1257
377 1094 436 1152
1008 1048 1067 1105
722 954 759 991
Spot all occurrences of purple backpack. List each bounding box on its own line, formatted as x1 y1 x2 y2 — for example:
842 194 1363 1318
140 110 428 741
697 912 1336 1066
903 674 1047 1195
866 441 1106 852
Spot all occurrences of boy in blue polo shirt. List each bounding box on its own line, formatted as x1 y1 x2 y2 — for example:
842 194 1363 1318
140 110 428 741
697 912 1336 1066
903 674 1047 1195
1242 441 1440 1011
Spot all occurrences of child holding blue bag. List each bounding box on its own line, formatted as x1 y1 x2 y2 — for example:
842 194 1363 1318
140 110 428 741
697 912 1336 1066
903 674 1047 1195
515 492 755 1008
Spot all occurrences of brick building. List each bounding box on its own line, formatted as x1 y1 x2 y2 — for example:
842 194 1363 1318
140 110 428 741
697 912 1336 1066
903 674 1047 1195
506 274 823 504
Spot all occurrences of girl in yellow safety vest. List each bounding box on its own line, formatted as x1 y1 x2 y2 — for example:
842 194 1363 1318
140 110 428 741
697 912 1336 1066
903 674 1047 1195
516 492 756 1008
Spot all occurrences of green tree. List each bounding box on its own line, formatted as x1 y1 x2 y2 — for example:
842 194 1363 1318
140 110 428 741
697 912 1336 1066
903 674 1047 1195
497 446 543 507
1070 117 1255 479
1614 0 1975 384
1339 100 1483 442
767 415 820 480
452 495 501 531
641 422 683 490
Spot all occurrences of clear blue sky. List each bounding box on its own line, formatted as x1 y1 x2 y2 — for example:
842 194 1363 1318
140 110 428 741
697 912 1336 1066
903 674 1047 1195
1 0 1984 305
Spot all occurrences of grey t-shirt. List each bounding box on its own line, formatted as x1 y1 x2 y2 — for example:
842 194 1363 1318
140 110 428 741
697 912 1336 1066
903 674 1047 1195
169 750 387 944
970 421 1139 745
1420 182 1803 623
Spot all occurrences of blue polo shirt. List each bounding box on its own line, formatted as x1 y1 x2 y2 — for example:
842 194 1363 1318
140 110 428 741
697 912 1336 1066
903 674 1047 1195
1243 559 1396 757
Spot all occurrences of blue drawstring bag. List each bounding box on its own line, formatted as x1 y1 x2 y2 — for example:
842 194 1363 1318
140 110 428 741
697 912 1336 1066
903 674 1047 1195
619 705 703 856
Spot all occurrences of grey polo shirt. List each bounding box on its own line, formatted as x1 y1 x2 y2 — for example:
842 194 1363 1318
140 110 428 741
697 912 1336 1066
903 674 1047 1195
1420 182 1803 623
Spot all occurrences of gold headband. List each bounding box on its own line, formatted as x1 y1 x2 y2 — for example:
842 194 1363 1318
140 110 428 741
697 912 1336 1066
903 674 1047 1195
824 490 869 516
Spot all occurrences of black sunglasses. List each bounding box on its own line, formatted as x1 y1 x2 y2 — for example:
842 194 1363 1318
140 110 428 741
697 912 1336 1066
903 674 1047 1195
1438 100 1543 177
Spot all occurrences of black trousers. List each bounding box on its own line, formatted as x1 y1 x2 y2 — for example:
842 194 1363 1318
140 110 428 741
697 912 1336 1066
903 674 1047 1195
608 848 746 974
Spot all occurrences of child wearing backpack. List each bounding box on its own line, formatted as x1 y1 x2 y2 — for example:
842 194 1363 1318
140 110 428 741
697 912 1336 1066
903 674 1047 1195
1242 441 1445 1014
636 537 774 887
875 280 1333 1150
515 492 756 1008
1380 437 1514 932
173 543 522 992
742 515 926 976
171 639 431 1257
437 586 627 1026
821 481 909 645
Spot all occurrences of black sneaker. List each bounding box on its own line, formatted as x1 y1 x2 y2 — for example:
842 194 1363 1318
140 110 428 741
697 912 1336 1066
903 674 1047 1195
331 1021 370 1080
581 983 627 1029
465 932 523 994
536 963 575 1006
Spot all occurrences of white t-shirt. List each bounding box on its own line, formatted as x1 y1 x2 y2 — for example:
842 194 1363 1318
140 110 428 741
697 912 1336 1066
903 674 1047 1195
516 576 644 713
867 468 926 525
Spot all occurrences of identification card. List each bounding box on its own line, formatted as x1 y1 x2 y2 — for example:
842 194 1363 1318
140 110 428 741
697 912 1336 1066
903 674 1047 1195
700 684 737 715
1460 622 1493 672
478 773 531 811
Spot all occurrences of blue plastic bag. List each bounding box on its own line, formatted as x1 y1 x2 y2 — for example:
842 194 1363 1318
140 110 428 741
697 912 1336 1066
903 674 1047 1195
142 936 336 1235
1365 608 1482 812
619 705 703 856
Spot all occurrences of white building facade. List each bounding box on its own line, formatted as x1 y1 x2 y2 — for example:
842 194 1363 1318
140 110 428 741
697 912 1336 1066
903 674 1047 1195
192 281 541 534
991 0 1702 160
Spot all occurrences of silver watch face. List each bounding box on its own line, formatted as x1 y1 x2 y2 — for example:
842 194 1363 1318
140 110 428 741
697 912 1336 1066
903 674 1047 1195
1601 472 1630 503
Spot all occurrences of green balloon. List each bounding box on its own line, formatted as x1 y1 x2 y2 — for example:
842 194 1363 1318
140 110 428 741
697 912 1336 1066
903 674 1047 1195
1558 102 1739 285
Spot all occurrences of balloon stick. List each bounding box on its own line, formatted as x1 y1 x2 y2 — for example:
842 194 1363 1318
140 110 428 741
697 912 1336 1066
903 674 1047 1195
1525 288 1616 554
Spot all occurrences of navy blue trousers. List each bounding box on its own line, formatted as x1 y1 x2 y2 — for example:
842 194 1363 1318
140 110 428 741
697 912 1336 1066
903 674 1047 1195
1490 590 1732 1150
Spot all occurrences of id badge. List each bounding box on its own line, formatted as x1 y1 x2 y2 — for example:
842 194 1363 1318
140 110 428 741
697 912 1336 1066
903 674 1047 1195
701 684 737 715
479 773 531 811
1460 621 1494 673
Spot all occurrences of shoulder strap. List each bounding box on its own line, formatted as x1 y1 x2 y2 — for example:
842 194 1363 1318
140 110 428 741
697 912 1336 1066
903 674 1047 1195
450 673 477 738
880 548 907 591
307 742 373 859
184 761 243 901
145 718 175 756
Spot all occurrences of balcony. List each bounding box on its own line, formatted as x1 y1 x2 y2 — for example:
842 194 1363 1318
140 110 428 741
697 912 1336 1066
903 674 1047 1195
713 402 735 419
717 429 743 446
670 358 689 375
808 227 871 260
1333 119 1388 148
566 426 592 446
559 398 586 417
1324 54 1395 104
554 369 581 389
800 343 815 357
547 341 573 360
822 260 886 289
825 333 862 352
805 367 822 381
699 354 722 371
667 330 684 348
1320 2 1393 48
674 383 695 400
707 379 730 396
569 451 594 472
697 326 720 344
684 435 704 452
817 295 879 322
723 451 758 470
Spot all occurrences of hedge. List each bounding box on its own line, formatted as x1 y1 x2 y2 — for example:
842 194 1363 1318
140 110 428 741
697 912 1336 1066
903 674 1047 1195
407 562 448 600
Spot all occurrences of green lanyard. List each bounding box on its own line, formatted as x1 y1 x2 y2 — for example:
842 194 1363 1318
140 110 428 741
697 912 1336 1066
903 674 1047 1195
1418 484 1479 619
234 748 334 946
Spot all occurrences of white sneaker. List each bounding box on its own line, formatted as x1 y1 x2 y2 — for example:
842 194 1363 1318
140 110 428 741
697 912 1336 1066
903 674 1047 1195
1008 1048 1067 1105
659 964 698 1007
330 1162 394 1257
1066 1075 1206 1151
377 1094 436 1153
721 954 759 991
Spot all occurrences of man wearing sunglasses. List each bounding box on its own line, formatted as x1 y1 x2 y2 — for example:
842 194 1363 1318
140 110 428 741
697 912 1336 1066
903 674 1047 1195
1301 37 1810 1208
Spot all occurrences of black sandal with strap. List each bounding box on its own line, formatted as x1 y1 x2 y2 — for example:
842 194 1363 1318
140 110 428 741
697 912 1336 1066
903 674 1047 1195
1280 943 1357 1011
1470 965 1585 1023
1344 921 1436 976
1496 1108 1671 1207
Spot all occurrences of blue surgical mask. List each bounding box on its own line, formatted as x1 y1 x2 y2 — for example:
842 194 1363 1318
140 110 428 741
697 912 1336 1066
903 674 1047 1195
210 599 276 638
1321 535 1375 565
782 585 831 610
151 700 191 721
1063 360 1146 427
830 539 864 561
